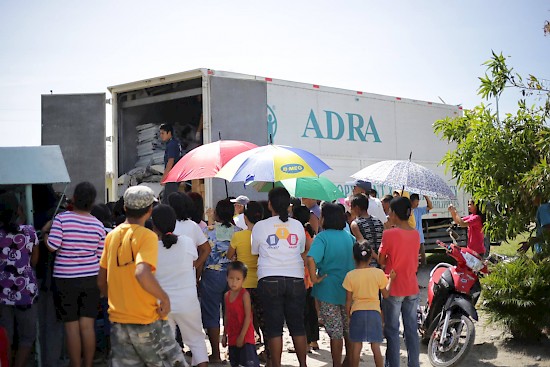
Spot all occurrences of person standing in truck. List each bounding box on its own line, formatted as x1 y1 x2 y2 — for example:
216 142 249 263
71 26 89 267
410 194 433 266
160 123 183 204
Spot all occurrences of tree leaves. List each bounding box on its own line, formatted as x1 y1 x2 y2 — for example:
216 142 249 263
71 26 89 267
434 53 550 242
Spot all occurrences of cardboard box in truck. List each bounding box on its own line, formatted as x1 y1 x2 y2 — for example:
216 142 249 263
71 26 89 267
41 68 467 247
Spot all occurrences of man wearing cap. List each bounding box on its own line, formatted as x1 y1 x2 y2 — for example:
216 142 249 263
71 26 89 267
231 195 250 230
98 186 185 366
353 180 388 226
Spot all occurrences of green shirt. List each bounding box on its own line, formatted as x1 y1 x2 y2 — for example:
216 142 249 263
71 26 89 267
308 229 355 305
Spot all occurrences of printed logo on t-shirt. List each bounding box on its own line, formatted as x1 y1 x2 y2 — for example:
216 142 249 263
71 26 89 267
265 224 300 249
266 234 279 249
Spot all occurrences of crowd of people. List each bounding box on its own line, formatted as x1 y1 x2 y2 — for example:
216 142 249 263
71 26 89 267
0 176 491 367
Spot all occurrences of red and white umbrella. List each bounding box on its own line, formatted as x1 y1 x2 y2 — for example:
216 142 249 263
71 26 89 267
162 140 257 183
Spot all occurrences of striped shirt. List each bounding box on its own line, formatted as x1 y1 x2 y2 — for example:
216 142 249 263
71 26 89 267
47 211 106 278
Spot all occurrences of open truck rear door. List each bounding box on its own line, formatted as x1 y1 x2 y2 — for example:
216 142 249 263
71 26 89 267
41 93 107 201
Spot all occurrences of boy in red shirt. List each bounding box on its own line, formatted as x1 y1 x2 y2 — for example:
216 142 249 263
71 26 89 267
222 261 259 367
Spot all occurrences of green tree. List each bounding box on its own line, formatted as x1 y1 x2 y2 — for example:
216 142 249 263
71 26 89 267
433 52 550 244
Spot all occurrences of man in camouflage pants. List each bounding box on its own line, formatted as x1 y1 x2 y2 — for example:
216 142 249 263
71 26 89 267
98 186 185 366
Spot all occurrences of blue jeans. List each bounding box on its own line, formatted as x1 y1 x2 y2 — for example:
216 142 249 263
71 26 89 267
199 268 228 329
382 294 420 367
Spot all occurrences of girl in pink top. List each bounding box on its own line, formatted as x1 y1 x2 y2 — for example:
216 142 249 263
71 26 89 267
378 196 420 367
448 199 485 255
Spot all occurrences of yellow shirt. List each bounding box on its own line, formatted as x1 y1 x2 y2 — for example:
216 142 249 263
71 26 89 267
100 224 160 324
342 268 388 314
230 229 258 288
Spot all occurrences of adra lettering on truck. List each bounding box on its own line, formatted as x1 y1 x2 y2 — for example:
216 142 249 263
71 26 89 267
302 110 381 142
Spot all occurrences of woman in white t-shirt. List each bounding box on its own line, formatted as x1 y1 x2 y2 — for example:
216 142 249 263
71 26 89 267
251 187 307 367
152 204 208 367
167 192 211 280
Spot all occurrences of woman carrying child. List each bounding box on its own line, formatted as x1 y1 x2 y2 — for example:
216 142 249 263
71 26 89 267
343 242 396 367
152 204 208 367
201 198 241 363
222 261 260 367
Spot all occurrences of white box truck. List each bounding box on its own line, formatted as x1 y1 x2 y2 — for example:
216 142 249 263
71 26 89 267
41 68 467 247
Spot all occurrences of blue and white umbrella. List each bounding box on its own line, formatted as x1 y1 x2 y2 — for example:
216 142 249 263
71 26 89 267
351 160 456 199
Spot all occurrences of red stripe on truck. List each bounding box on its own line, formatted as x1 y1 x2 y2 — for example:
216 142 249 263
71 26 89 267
265 77 273 82
357 91 363 95
313 85 320 89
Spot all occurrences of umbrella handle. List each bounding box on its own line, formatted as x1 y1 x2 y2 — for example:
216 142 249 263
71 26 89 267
402 151 412 193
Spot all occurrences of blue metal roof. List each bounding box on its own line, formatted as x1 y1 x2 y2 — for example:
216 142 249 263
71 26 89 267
0 145 70 185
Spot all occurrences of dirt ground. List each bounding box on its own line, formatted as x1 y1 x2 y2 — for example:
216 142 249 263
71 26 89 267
218 264 550 367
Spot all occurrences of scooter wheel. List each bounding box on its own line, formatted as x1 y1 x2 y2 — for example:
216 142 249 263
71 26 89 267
428 315 475 367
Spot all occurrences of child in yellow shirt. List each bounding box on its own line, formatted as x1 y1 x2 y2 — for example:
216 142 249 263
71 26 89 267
343 242 396 367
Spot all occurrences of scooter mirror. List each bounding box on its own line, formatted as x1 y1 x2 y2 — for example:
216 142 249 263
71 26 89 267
446 227 459 242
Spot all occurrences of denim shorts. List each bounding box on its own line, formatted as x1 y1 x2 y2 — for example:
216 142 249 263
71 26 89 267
257 276 306 338
199 268 228 329
349 310 383 343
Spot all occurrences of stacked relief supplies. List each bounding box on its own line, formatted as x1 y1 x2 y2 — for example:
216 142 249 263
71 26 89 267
117 123 166 197
135 123 164 167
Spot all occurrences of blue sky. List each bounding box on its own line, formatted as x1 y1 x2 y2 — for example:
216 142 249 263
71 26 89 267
0 0 548 146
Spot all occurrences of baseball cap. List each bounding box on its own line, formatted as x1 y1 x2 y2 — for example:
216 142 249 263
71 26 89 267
124 185 157 210
230 195 250 206
353 180 372 192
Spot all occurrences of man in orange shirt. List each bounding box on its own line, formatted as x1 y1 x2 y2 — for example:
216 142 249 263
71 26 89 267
98 186 185 366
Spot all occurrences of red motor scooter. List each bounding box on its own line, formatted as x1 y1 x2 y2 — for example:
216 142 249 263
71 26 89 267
418 228 488 367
